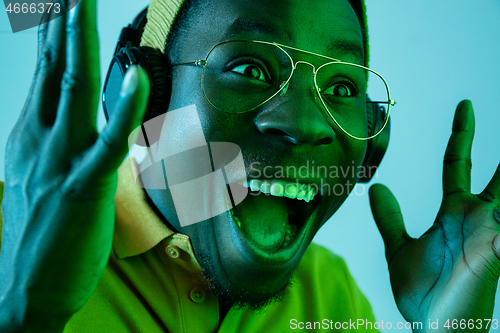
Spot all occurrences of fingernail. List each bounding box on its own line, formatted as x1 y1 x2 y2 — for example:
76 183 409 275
121 65 139 96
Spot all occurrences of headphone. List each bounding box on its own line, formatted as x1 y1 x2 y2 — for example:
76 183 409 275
102 7 390 183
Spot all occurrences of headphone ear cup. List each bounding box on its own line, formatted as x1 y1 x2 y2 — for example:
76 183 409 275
130 46 171 147
358 100 390 183
133 46 170 147
102 51 131 122
102 46 170 146
365 99 376 138
139 46 170 123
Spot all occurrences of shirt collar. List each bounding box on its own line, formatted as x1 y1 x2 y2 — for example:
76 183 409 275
113 158 199 265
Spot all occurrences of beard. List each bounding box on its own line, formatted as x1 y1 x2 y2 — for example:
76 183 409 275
142 190 293 310
197 252 292 312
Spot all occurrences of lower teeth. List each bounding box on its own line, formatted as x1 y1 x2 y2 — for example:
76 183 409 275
282 224 297 247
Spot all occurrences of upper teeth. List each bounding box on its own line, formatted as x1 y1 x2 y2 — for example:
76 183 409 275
239 179 316 202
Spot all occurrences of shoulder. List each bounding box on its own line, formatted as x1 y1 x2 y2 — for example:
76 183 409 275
297 242 351 278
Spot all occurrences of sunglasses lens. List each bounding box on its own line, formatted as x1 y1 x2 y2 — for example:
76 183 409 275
316 63 390 139
202 41 293 113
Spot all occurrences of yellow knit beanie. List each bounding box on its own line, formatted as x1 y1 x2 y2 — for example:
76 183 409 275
140 0 185 51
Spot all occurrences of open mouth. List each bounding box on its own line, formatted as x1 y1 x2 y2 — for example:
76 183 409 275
229 179 320 252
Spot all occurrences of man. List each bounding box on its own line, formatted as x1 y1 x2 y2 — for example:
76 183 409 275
1 0 500 332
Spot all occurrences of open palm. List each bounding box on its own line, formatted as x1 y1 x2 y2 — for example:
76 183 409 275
370 100 500 332
0 1 149 330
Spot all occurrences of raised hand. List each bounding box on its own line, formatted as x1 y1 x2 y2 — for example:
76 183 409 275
369 100 500 332
0 1 150 331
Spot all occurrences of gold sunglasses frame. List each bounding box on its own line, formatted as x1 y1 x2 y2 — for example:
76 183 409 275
173 40 396 141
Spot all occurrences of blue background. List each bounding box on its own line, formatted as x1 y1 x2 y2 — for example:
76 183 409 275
1 1 499 331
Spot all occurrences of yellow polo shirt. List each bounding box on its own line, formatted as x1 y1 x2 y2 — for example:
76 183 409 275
0 162 379 332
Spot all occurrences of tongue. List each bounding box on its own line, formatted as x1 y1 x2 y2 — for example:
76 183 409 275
233 194 289 251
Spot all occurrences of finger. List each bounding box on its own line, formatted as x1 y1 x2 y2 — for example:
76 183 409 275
36 0 64 57
19 2 66 130
443 100 475 196
480 163 500 203
369 184 412 262
36 11 49 61
73 66 150 185
51 0 100 156
7 2 67 168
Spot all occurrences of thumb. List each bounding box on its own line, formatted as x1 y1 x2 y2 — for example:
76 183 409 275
369 184 412 262
76 65 150 182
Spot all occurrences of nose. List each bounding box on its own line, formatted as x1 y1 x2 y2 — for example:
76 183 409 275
254 64 336 145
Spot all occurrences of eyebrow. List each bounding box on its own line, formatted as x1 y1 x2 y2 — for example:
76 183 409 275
227 17 364 62
328 39 365 62
226 17 287 39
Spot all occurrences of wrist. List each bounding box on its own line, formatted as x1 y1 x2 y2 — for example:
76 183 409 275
0 260 71 333
0 287 69 333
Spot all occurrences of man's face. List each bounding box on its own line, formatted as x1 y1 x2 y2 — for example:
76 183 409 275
143 0 366 308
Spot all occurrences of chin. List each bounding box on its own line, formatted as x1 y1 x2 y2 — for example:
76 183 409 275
197 249 293 311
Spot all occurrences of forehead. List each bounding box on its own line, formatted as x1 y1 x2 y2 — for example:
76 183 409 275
177 0 364 63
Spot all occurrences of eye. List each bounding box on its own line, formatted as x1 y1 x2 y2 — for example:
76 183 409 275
230 64 269 83
322 80 357 98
